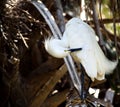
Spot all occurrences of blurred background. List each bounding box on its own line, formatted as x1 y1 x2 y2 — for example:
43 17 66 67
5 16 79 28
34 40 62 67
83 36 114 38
0 0 120 107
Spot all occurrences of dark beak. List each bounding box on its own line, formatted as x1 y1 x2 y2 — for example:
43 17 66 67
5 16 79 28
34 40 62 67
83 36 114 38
65 48 82 52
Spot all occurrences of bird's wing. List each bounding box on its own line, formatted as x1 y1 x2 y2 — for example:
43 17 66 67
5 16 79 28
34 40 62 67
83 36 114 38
77 48 98 81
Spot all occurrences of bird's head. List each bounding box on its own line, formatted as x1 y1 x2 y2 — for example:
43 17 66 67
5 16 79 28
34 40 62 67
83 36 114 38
44 37 70 58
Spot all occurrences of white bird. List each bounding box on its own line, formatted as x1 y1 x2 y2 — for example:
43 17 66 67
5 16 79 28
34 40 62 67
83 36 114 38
44 17 118 81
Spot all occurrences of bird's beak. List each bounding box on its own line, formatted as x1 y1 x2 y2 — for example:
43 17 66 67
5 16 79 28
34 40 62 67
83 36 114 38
64 48 82 53
64 50 70 52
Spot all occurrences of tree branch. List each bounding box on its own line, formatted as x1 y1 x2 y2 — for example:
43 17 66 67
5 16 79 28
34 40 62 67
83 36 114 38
91 0 104 46
41 89 69 107
28 64 67 107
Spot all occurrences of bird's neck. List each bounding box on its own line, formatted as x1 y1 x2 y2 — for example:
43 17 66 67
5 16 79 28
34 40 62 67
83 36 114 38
50 46 69 58
45 38 69 58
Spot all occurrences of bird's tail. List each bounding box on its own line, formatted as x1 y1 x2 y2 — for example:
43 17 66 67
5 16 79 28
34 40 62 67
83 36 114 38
105 58 118 74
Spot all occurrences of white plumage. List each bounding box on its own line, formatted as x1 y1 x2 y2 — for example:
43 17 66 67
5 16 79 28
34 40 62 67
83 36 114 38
44 18 118 81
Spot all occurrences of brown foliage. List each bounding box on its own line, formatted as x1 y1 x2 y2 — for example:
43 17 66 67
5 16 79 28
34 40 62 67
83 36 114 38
0 0 120 107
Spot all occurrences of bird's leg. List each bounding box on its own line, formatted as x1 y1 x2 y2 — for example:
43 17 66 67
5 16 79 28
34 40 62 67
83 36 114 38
85 76 92 97
80 70 92 101
80 70 85 100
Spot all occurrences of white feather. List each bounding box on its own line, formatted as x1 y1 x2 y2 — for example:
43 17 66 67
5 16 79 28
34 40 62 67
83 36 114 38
44 37 69 58
44 18 118 81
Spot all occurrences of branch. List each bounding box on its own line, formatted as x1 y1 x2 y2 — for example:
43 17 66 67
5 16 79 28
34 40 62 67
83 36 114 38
112 0 118 59
28 58 63 79
41 89 69 107
87 94 113 107
54 0 65 34
31 0 82 98
91 0 104 46
28 64 67 107
86 18 120 24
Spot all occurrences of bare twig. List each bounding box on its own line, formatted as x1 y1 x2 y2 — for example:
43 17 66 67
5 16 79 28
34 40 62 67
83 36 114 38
112 0 119 85
0 20 18 55
54 0 65 34
112 0 118 58
28 64 67 107
18 31 29 49
91 0 105 46
87 94 113 107
41 89 69 107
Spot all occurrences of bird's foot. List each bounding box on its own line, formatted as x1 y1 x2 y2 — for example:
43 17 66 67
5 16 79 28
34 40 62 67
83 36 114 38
80 90 87 101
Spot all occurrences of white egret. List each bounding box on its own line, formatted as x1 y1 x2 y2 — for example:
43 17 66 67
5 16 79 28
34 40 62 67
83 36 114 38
44 17 118 81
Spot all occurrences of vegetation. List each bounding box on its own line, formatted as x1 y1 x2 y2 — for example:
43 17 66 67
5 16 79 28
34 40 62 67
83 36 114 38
0 0 120 107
